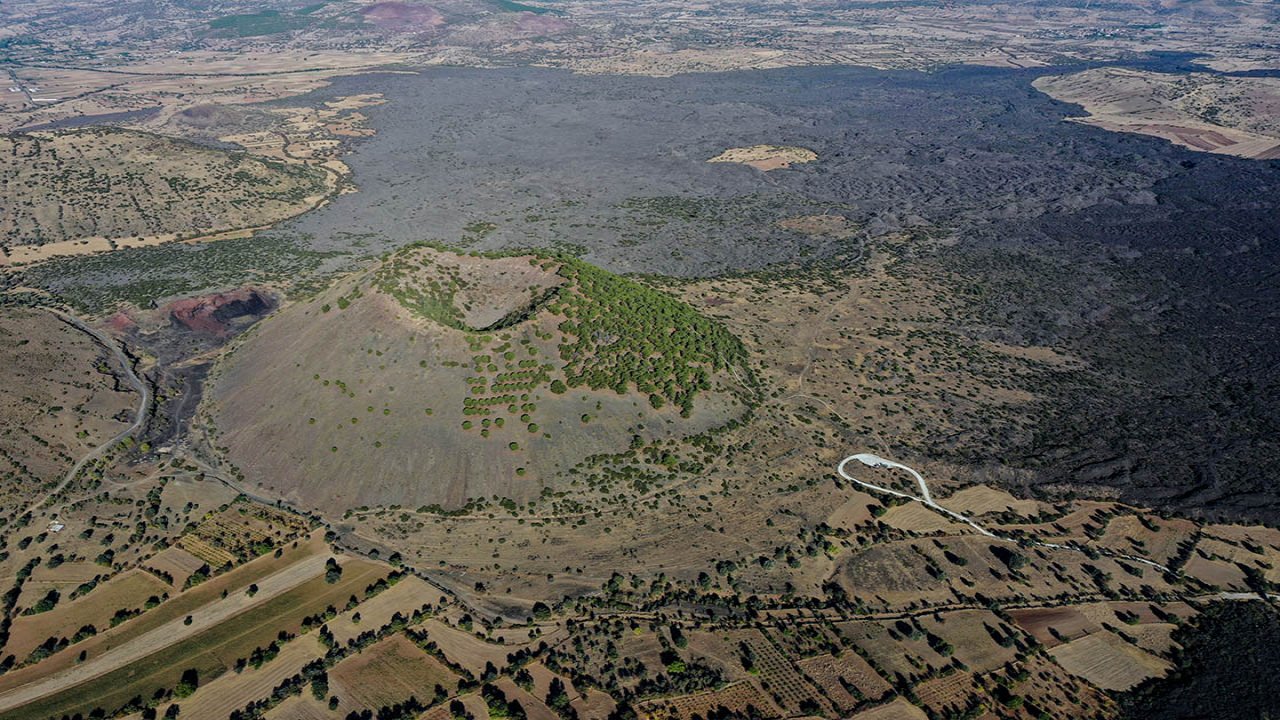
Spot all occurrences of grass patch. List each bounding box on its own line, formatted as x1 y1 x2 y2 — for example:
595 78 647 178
487 0 559 14
208 11 315 37
11 234 351 314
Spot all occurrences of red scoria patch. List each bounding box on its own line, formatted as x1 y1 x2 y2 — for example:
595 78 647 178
164 288 271 337
105 311 138 334
361 2 446 31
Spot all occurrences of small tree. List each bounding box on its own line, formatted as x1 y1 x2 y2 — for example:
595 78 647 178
325 557 343 584
174 668 199 698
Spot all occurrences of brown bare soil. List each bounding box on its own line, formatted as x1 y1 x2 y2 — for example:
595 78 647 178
1008 607 1100 648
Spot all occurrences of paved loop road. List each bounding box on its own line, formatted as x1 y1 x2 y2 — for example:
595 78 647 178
837 452 1172 574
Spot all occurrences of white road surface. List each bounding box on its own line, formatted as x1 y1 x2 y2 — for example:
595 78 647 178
837 452 1173 574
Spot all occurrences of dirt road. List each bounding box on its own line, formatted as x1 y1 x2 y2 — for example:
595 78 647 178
19 308 150 519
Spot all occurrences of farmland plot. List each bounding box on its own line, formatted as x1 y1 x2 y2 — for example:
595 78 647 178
416 619 518 675
325 575 436 645
330 634 458 713
794 654 859 711
913 670 976 716
144 546 208 589
0 555 385 720
6 568 170 662
847 698 928 720
796 650 892 709
1049 630 1172 691
918 609 1018 673
636 681 780 720
178 634 327 720
1008 607 1100 648
728 630 827 715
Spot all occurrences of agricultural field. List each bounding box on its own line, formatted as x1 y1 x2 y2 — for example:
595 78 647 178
1008 607 1100 648
1096 514 1199 567
988 654 1112 720
0 546 388 719
324 574 444 645
635 681 779 720
795 652 886 712
912 670 977 717
144 547 211 590
728 630 827 715
414 618 520 675
836 621 951 686
1048 631 1172 692
178 500 312 568
847 698 928 720
916 609 1019 673
5 568 170 664
178 634 328 720
1033 69 1280 159
329 634 459 714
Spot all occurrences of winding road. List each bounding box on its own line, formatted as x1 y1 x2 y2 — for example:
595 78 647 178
20 308 150 519
837 452 1173 574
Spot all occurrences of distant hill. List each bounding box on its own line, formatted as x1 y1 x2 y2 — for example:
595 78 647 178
206 244 750 511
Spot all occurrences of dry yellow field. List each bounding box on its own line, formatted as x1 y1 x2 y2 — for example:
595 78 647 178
1048 631 1172 691
7 568 170 662
414 619 514 675
707 145 817 171
325 575 442 645
880 502 977 535
939 485 1043 518
178 634 328 720
330 634 459 713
